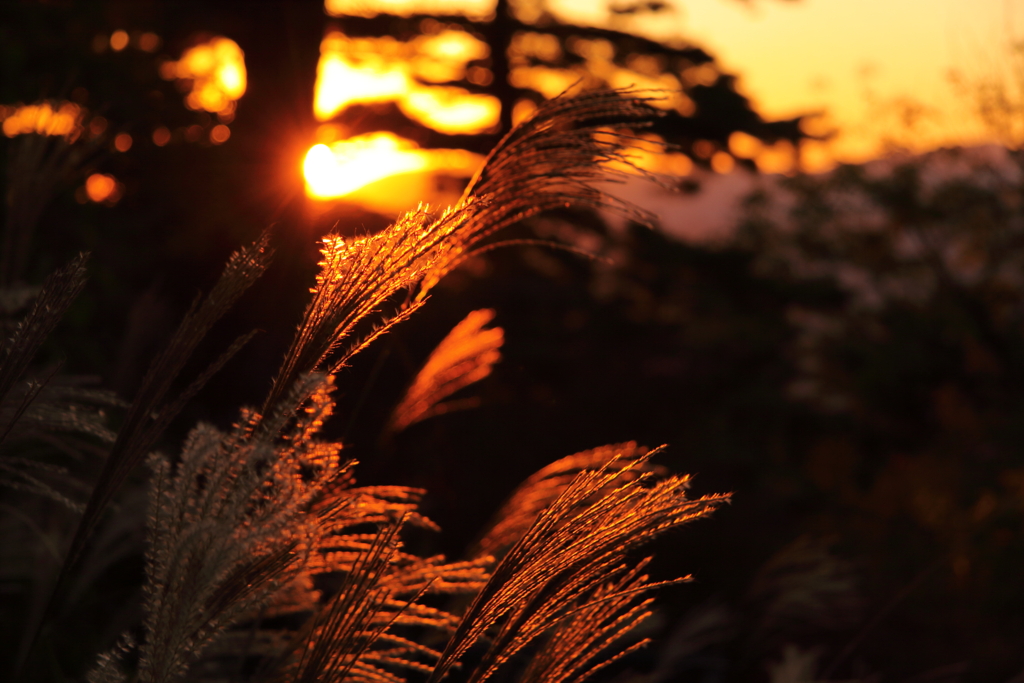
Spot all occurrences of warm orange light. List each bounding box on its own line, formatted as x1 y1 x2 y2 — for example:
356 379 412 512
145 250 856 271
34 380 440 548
414 30 490 81
509 66 579 100
512 32 562 63
114 132 133 152
728 131 762 159
210 124 231 144
511 98 538 126
657 0 1015 167
304 135 428 198
801 139 833 174
90 116 108 136
755 140 796 175
303 133 481 200
2 102 83 139
711 151 735 174
324 0 495 20
606 132 691 176
402 87 500 135
138 32 161 52
315 39 408 118
666 153 693 176
152 127 171 146
314 30 499 134
85 173 122 204
507 32 691 114
692 140 715 159
163 37 247 114
110 30 129 52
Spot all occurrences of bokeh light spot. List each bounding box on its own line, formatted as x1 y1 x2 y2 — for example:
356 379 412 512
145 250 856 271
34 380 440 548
152 127 171 146
89 116 108 136
110 30 129 52
728 131 763 160
138 32 161 52
711 151 735 174
755 140 796 174
85 173 122 204
692 139 715 159
511 98 537 126
210 124 231 144
163 37 247 115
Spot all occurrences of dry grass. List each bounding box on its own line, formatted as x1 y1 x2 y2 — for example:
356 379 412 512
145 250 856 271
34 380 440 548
1 90 729 683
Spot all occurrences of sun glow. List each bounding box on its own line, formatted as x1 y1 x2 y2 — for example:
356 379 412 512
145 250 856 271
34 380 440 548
313 30 499 134
308 27 497 211
324 0 496 20
401 87 499 135
162 36 247 114
304 135 427 198
303 132 482 201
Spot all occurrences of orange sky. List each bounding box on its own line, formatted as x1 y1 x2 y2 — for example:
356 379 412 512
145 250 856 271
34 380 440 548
548 0 1024 167
305 0 1024 209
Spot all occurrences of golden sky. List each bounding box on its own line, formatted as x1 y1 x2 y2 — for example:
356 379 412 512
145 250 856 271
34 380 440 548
549 0 1024 166
305 0 1024 208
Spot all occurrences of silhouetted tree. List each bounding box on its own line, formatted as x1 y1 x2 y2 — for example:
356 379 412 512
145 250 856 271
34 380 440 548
320 0 806 165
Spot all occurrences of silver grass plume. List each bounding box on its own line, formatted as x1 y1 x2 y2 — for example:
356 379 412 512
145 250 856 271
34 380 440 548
1 102 100 286
473 442 664 559
281 520 491 683
0 254 121 510
518 558 660 683
387 308 503 434
0 379 123 511
289 520 409 683
92 90 719 683
0 253 88 429
258 480 489 623
285 517 488 683
62 230 272 573
428 448 731 683
15 235 270 679
0 254 90 507
133 374 346 683
263 90 661 414
109 374 490 683
239 473 490 682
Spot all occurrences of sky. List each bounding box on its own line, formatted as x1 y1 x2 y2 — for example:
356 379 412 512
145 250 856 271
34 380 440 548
548 0 1024 166
301 0 1024 209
